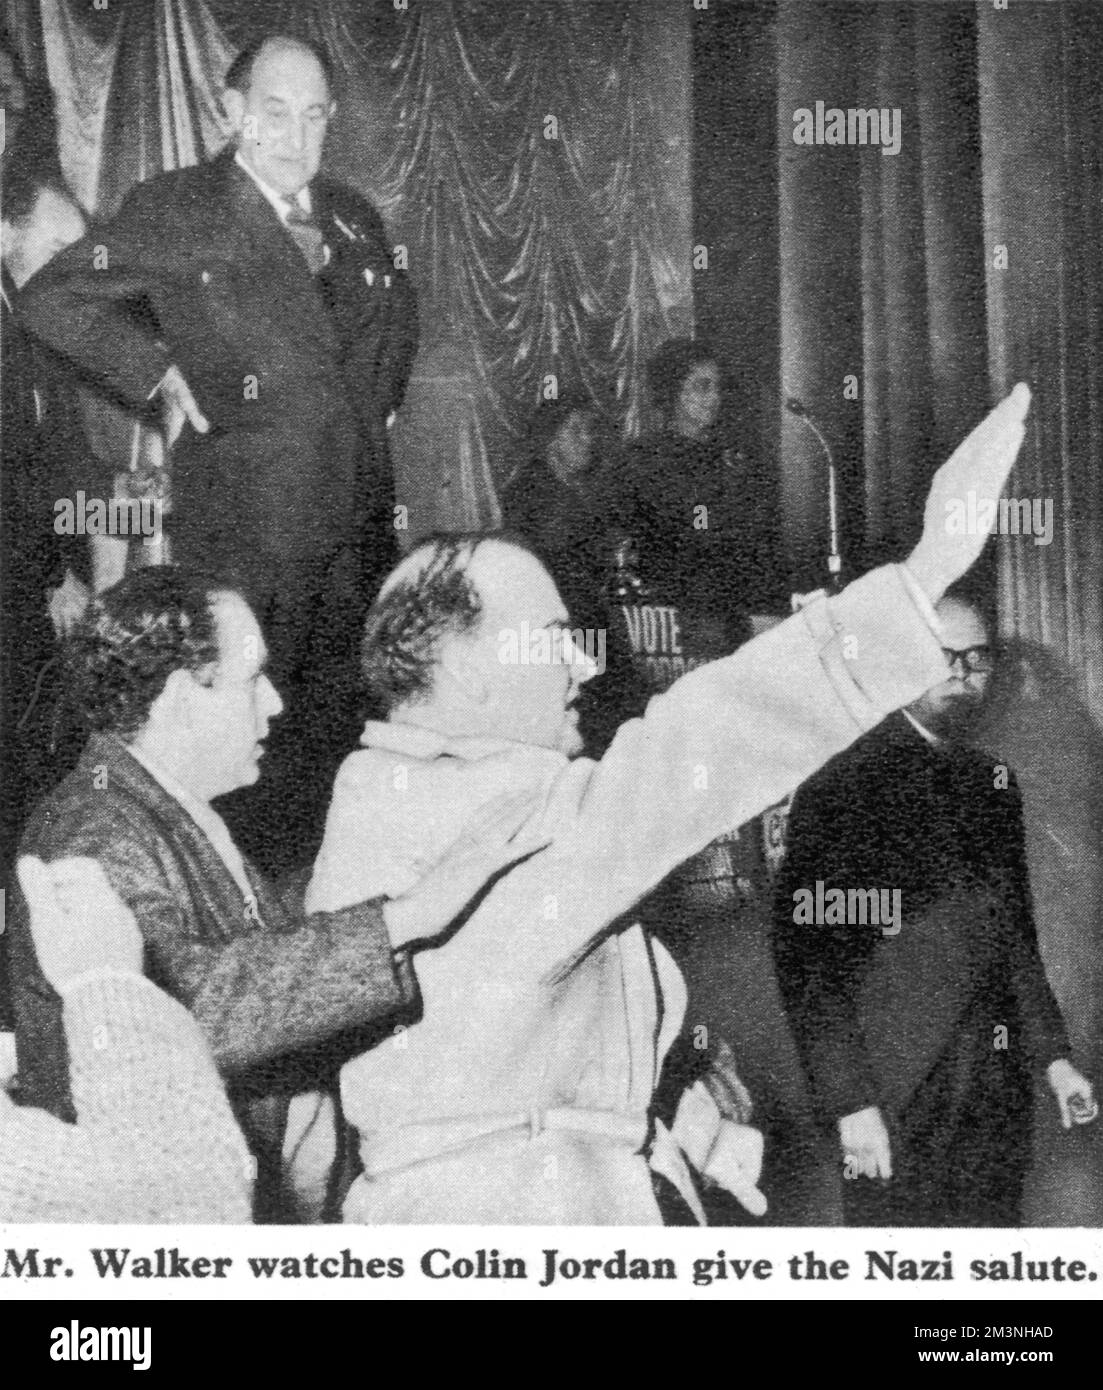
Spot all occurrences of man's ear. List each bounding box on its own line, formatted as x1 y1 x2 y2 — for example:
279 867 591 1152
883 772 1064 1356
156 666 202 730
220 87 246 134
438 636 489 708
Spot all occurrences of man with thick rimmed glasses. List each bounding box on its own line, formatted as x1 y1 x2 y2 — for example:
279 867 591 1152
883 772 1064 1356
774 591 1093 1226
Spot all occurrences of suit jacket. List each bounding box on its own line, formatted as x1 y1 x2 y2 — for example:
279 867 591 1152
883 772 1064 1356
8 732 418 1130
1 269 87 603
772 712 1069 1126
19 147 419 597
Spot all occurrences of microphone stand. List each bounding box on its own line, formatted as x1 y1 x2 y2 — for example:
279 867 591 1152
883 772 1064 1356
785 395 842 593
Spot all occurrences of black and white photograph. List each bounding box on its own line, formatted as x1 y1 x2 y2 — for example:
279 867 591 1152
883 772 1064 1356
0 0 1101 1334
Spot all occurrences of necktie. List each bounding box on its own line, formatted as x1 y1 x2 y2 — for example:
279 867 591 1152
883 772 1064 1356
282 196 327 275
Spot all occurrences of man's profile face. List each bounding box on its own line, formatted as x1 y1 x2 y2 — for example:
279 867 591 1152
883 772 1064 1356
908 597 991 740
2 186 86 290
228 40 332 197
462 543 597 757
189 593 284 797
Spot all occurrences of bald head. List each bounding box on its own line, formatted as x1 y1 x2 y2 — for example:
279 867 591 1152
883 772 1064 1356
366 536 541 711
224 35 334 99
364 534 594 755
936 594 988 650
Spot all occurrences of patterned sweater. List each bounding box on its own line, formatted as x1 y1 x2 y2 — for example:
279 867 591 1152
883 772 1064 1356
0 972 251 1223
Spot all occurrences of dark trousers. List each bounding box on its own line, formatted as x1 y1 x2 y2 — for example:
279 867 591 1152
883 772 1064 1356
216 535 390 875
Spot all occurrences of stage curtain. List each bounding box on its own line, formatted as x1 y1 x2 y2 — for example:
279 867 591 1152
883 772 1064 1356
5 0 693 535
774 0 1103 723
977 1 1103 724
776 1 990 586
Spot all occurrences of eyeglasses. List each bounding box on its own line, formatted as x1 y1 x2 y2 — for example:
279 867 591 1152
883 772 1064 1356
942 645 993 675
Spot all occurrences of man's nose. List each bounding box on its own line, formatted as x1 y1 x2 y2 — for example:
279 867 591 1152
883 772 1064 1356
288 118 306 151
262 676 285 718
565 633 599 686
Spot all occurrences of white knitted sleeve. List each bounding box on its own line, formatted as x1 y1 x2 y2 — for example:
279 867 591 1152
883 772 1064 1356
0 975 252 1223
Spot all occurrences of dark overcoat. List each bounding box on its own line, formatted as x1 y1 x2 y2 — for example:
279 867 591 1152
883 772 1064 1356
772 712 1069 1225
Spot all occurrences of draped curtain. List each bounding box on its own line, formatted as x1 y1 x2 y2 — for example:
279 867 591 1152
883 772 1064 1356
4 0 693 534
977 1 1103 724
773 0 1103 726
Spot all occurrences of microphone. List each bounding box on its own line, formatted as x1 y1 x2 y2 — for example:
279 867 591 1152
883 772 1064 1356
783 388 842 588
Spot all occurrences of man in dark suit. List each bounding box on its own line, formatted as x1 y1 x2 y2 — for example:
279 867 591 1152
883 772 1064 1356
7 567 537 1219
19 34 419 870
1 164 91 927
772 592 1094 1226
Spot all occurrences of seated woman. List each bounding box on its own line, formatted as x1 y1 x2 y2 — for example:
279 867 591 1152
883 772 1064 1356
602 338 785 649
0 855 252 1223
500 390 607 626
501 391 646 752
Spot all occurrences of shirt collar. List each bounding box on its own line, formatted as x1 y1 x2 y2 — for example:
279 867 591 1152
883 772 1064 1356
1 263 16 312
126 741 255 898
233 150 312 221
361 718 567 772
127 741 232 839
901 707 942 747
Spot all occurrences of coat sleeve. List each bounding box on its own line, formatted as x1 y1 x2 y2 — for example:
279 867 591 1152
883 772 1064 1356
171 897 417 1074
0 973 252 1223
1 974 251 1223
771 767 884 1123
492 564 950 982
1002 778 1071 1066
124 848 416 1074
16 808 416 1081
19 178 178 410
0 1089 96 1220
